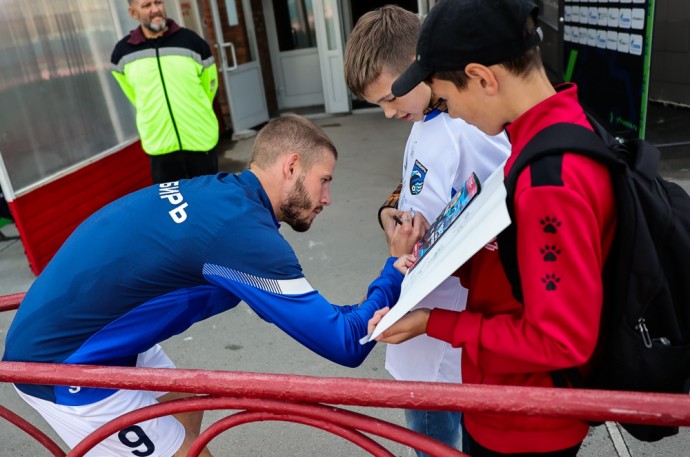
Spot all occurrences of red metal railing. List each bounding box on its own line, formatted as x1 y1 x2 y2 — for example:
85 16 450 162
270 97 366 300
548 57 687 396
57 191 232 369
1 292 690 456
0 292 25 312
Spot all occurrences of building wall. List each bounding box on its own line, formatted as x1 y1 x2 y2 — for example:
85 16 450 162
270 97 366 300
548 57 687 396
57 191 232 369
537 0 689 107
0 0 139 191
251 0 278 115
649 0 690 106
537 0 564 83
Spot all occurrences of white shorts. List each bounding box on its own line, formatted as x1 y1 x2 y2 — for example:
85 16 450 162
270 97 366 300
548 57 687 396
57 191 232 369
17 345 185 457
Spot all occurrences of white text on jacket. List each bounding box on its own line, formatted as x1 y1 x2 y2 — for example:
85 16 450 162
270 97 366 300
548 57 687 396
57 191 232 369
159 182 188 223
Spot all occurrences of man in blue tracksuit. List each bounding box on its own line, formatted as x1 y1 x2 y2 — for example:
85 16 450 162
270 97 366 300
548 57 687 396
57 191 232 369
3 115 422 456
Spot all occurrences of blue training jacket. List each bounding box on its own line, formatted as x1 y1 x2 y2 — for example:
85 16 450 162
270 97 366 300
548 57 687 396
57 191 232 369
3 171 402 406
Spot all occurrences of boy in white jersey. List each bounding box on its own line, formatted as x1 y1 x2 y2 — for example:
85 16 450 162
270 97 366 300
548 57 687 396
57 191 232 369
344 6 510 455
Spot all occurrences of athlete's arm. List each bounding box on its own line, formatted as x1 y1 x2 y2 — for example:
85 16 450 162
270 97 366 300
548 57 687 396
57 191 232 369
203 257 403 367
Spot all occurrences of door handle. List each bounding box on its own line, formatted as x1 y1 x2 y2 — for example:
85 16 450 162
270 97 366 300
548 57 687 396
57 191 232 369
219 42 238 71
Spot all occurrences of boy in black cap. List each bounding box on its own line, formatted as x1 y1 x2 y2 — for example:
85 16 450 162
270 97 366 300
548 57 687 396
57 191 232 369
370 0 617 455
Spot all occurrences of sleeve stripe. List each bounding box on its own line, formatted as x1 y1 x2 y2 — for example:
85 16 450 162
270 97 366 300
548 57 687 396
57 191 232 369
113 48 207 73
203 263 313 295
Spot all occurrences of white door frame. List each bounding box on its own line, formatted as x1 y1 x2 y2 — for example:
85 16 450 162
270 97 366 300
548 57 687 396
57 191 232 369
209 0 269 131
312 0 349 114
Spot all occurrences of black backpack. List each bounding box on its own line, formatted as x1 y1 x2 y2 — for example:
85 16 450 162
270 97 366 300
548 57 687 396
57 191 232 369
497 117 690 442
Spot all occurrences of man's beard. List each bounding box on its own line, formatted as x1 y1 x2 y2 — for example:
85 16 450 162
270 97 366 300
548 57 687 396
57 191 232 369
145 16 167 33
280 176 319 232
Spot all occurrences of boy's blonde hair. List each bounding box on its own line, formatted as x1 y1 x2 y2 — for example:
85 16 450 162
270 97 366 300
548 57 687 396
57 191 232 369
344 6 421 99
250 114 337 170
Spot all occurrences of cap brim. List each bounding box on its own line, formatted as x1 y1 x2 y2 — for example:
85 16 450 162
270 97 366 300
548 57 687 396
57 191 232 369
392 61 433 97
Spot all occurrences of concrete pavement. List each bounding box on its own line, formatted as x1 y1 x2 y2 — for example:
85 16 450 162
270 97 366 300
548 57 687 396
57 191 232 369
0 110 688 456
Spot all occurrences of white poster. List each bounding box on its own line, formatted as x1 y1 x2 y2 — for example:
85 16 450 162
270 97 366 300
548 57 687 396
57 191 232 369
361 164 511 343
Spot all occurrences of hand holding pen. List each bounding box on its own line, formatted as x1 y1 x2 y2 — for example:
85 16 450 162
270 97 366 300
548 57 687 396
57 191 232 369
392 208 415 226
389 210 428 257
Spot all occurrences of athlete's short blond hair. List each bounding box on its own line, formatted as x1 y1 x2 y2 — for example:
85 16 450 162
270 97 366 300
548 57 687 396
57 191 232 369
250 115 337 170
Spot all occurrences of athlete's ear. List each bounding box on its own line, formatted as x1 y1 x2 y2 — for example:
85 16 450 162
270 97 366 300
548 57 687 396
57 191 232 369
282 153 300 180
465 63 498 95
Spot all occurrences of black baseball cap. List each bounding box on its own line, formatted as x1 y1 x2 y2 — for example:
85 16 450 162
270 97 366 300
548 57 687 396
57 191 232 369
392 0 541 97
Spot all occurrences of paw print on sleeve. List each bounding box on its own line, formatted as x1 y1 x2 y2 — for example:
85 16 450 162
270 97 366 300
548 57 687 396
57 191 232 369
541 274 561 291
540 216 562 234
540 245 561 262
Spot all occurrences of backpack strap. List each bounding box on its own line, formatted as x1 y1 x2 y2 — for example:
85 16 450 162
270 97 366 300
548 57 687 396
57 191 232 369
578 113 660 181
497 122 627 389
507 123 618 194
498 119 660 301
498 122 619 303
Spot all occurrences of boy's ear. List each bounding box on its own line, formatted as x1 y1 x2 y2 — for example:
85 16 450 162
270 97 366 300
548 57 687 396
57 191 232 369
465 63 499 95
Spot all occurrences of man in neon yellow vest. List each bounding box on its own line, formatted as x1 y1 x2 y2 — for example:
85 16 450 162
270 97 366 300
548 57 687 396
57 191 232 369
111 0 219 183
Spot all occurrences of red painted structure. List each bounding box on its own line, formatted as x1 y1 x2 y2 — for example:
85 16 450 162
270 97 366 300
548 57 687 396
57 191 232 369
1 293 689 456
7 142 151 275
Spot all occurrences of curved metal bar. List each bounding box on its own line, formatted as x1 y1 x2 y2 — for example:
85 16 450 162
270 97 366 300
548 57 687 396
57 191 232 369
2 362 690 427
0 404 65 456
188 410 396 457
68 397 466 457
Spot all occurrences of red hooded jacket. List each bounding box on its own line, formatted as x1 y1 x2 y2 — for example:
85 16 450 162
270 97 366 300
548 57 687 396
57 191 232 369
427 84 617 453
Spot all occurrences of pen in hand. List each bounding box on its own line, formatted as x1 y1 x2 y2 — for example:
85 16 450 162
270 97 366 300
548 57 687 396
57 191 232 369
393 215 403 225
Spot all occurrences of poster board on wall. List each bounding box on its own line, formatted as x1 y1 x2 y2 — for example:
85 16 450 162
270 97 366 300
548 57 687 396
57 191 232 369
562 0 655 139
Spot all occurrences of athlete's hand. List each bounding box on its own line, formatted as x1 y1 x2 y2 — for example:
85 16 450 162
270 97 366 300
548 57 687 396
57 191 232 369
389 211 428 257
393 253 417 275
367 306 390 336
380 207 401 246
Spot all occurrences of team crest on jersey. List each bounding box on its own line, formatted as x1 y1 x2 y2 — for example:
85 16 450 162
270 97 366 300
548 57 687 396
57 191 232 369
410 160 428 195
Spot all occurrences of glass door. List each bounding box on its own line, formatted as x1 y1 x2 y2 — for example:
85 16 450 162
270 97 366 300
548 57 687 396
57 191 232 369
263 0 325 109
209 0 269 131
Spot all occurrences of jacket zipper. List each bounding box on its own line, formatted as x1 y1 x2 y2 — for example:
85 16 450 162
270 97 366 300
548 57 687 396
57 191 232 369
154 39 183 151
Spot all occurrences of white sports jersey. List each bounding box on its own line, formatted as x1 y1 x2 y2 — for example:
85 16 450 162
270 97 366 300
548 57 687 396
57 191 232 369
385 110 510 382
